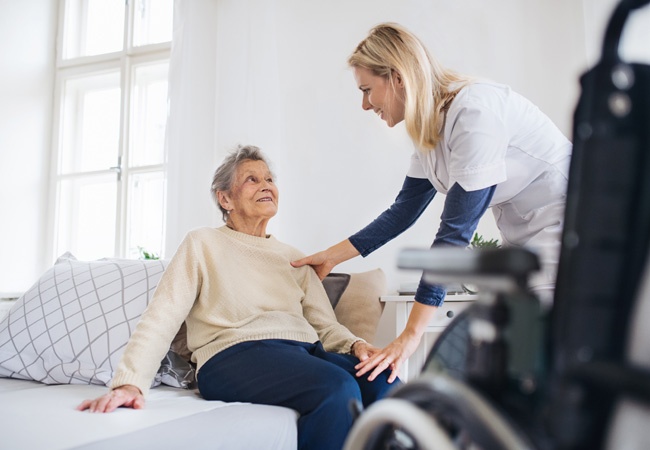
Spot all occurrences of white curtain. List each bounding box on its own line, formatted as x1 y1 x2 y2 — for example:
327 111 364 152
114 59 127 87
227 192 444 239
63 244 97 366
165 0 220 253
165 0 284 253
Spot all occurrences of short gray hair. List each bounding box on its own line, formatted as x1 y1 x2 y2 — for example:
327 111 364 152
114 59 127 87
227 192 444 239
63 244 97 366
211 145 274 222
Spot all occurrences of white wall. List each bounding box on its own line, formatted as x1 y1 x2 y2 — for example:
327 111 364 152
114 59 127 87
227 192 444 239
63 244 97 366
2 0 648 346
177 0 646 346
204 0 589 294
0 0 57 294
165 0 589 347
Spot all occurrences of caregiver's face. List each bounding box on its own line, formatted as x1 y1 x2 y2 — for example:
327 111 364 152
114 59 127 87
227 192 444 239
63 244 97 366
353 66 405 127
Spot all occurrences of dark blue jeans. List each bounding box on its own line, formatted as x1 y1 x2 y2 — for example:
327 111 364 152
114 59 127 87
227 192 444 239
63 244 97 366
197 339 399 450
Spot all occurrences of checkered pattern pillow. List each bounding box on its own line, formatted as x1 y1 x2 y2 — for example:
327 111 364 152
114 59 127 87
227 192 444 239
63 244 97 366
0 253 169 385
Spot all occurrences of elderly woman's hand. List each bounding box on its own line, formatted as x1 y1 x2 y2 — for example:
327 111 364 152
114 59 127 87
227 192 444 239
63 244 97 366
350 340 375 361
76 385 144 413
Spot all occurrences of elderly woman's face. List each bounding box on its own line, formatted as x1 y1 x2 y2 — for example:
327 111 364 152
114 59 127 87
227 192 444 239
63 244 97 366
225 160 278 221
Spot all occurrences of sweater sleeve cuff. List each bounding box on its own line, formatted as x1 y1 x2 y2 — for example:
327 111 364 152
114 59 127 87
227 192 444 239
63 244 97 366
348 338 366 355
110 371 154 398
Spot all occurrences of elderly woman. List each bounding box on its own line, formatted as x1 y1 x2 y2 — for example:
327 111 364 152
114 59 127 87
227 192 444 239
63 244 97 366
77 145 396 450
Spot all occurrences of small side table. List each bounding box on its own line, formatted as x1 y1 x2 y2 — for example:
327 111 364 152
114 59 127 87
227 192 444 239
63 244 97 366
380 293 477 381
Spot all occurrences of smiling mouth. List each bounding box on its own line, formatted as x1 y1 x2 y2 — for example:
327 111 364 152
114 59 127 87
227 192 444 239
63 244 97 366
257 197 273 202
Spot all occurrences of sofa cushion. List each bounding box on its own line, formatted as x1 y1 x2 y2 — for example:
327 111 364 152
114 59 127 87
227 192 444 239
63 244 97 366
322 273 351 309
0 253 168 386
327 269 386 343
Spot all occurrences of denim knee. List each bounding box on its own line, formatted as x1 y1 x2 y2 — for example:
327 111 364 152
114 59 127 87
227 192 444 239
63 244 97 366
329 372 362 409
297 373 362 450
308 368 361 413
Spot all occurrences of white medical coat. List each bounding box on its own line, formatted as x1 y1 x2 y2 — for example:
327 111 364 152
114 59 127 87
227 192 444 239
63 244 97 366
408 81 572 292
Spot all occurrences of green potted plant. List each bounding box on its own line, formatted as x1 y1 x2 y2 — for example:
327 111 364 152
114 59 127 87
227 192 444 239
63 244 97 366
138 246 160 260
470 233 501 250
463 233 501 294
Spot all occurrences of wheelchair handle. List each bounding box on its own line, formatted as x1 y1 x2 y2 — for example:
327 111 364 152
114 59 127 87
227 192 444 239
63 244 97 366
398 247 540 293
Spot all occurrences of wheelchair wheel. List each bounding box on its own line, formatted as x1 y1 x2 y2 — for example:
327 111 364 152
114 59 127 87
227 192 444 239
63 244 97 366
343 398 455 450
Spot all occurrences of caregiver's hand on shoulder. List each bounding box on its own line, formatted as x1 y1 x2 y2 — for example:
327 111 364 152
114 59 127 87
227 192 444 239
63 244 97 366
291 239 360 280
355 333 420 384
291 249 337 280
76 385 144 413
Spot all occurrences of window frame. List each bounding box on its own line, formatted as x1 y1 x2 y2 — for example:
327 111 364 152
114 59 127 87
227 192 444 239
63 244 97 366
47 0 171 263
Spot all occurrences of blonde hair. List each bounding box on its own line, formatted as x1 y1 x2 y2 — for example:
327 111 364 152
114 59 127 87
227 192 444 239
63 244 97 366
348 23 473 150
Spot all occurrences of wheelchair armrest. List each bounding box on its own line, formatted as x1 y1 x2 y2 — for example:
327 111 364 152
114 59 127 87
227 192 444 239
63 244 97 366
397 247 540 293
567 360 650 405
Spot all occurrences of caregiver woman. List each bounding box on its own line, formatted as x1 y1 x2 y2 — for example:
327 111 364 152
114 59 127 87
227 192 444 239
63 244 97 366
292 22 572 383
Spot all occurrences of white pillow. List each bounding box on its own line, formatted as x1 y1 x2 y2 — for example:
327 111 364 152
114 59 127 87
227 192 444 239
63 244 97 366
0 253 169 385
330 269 387 343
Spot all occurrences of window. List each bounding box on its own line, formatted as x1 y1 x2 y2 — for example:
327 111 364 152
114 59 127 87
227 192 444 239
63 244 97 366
52 0 173 261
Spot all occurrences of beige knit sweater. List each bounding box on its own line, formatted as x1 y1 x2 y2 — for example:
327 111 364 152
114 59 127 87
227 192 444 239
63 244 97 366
111 226 361 396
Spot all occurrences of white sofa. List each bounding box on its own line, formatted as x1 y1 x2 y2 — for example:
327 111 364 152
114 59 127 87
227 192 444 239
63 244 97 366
0 377 298 450
0 254 386 449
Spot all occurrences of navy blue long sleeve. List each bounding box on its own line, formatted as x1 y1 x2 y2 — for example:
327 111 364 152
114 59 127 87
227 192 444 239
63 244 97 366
414 183 496 306
350 177 496 306
349 176 437 256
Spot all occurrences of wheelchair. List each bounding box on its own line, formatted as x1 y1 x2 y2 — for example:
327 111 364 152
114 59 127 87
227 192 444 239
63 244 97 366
344 0 650 448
